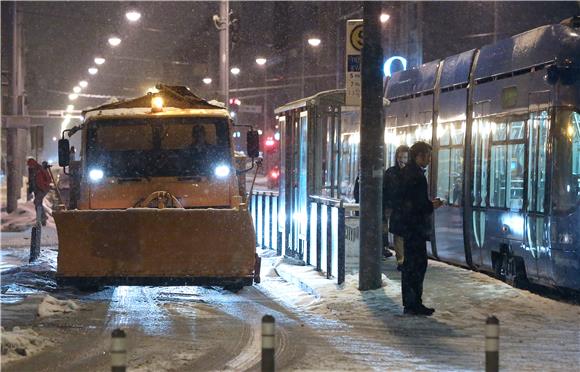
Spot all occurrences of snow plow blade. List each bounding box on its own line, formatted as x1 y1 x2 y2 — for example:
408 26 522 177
54 208 257 287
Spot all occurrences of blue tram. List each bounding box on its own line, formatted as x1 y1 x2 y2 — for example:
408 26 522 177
275 18 580 291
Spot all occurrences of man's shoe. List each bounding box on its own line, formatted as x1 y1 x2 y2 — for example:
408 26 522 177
417 305 435 315
403 307 419 315
404 306 434 316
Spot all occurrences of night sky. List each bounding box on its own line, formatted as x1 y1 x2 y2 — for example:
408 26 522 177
14 1 580 113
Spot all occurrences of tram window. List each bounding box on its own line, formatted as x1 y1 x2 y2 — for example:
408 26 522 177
451 122 465 145
437 121 464 206
437 149 451 200
554 111 580 211
450 148 464 205
472 119 489 207
509 120 525 140
438 123 450 146
490 145 507 207
493 122 507 141
527 111 549 212
507 143 525 210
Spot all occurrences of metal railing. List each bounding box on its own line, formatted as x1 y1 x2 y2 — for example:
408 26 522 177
250 191 279 253
250 191 360 285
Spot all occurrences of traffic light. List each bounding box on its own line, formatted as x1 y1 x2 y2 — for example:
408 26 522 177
230 17 240 45
228 98 241 118
228 98 241 106
264 136 277 154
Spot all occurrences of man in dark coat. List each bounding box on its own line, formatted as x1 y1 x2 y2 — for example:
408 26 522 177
384 145 409 265
398 141 442 316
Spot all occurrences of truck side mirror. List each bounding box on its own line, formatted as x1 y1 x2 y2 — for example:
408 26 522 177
58 139 70 167
246 130 260 158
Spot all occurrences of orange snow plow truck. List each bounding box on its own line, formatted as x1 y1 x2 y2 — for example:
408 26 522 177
55 85 261 290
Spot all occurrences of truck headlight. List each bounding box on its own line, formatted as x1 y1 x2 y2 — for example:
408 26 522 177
214 165 230 178
89 169 104 182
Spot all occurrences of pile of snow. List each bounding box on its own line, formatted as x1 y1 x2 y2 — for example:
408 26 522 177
1 326 53 363
132 351 197 372
37 295 80 318
1 200 55 232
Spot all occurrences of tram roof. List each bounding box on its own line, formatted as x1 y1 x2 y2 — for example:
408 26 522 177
474 22 580 80
386 18 580 100
274 89 345 114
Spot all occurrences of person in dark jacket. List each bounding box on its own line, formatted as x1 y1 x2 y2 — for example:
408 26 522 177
384 145 409 266
398 141 442 316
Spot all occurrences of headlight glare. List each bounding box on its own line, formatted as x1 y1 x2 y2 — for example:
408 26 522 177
214 165 230 178
89 169 104 182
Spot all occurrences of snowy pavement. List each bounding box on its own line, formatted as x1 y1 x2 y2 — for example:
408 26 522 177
1 225 579 370
263 250 580 371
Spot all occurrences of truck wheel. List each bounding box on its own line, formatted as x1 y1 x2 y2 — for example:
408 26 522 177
223 285 243 293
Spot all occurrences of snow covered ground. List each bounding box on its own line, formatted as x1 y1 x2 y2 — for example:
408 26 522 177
1 219 578 370
259 249 580 371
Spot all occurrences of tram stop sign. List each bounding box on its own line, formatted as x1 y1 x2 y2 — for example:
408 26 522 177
350 24 363 51
346 20 363 106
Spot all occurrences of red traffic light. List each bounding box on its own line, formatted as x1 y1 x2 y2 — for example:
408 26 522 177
228 98 241 106
269 169 280 179
265 137 275 147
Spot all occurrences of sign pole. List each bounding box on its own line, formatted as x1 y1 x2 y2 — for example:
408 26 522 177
358 2 384 291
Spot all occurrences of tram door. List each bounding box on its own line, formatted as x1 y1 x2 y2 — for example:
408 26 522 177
469 101 491 268
524 99 551 281
434 121 468 266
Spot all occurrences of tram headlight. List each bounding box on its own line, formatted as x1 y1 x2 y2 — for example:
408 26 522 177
89 168 104 182
214 164 230 178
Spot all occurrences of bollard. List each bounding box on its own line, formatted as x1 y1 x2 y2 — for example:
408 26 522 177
261 315 275 372
29 226 40 263
485 316 499 372
111 329 127 372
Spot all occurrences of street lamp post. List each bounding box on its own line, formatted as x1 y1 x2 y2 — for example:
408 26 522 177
256 58 268 134
302 38 321 97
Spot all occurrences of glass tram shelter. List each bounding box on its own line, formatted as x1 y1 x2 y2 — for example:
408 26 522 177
270 89 362 281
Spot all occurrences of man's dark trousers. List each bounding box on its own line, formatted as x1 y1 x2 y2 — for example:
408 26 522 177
401 234 428 309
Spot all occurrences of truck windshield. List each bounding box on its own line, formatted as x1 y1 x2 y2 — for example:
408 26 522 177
86 116 231 178
553 110 580 212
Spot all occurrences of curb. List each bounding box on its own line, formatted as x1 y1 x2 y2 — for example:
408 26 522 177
273 263 323 299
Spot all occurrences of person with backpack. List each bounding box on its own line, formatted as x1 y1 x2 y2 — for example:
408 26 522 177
27 158 51 226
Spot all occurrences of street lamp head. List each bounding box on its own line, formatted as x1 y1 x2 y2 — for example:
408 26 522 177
79 80 88 88
307 38 321 47
108 36 122 47
68 93 78 101
88 67 98 75
73 86 81 93
255 57 267 66
94 57 106 65
125 10 141 22
380 13 390 23
230 67 241 75
202 77 212 85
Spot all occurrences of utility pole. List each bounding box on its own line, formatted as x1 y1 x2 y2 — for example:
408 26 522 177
359 1 384 291
219 0 229 105
5 2 26 213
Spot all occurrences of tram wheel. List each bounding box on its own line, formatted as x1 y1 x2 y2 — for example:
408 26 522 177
493 252 528 288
